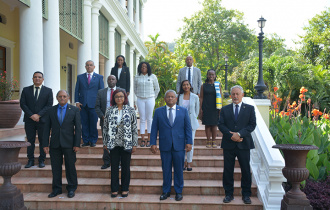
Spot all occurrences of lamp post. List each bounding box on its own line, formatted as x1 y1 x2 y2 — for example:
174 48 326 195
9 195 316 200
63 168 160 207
254 16 267 99
224 55 229 98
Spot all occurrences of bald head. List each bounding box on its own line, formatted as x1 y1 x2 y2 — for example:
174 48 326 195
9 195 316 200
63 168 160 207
185 56 193 67
107 75 117 88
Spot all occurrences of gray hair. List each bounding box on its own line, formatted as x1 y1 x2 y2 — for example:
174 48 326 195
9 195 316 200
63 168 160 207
230 85 244 94
56 90 70 97
85 60 95 66
164 90 176 98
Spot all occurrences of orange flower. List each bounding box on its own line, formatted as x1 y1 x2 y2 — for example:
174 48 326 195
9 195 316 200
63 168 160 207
299 94 305 101
273 87 278 92
300 87 308 94
272 101 278 108
295 107 299 111
280 111 285 117
275 109 279 113
292 101 297 107
273 94 278 100
285 112 290 116
307 98 311 105
312 109 321 117
277 97 282 102
323 113 329 119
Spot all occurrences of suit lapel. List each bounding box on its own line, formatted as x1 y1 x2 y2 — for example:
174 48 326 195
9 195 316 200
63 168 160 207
230 103 235 121
36 86 45 102
102 88 108 111
237 102 245 121
162 106 171 126
62 105 72 123
53 105 60 125
172 107 180 127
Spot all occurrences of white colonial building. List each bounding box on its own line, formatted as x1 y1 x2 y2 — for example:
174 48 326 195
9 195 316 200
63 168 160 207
0 0 147 104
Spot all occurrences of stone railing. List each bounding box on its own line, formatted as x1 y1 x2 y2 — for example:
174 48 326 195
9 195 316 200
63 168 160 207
243 97 286 210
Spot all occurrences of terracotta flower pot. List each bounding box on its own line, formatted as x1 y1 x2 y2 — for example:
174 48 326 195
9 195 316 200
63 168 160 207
0 100 21 128
0 141 30 210
273 144 318 210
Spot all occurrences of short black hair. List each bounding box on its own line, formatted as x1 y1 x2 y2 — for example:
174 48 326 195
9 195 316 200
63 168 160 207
33 71 44 78
137 62 152 76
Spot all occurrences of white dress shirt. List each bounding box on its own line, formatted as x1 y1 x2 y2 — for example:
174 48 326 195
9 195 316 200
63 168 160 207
107 86 117 107
166 104 176 122
185 66 194 84
117 68 122 80
33 85 42 100
87 71 94 80
233 102 243 114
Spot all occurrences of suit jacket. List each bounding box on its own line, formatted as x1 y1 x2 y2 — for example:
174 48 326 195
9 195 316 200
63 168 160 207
150 105 192 152
43 104 82 149
176 67 202 95
20 85 53 123
177 93 200 130
95 86 125 128
111 66 130 93
74 72 104 108
218 102 256 150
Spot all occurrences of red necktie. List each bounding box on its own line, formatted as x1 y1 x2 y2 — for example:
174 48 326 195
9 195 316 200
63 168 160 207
110 88 114 105
88 73 91 85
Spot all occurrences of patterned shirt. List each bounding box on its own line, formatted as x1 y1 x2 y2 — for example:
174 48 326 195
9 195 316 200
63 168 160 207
134 74 160 99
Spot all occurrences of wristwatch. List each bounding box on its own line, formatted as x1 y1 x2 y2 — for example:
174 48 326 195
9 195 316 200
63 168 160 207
237 132 241 137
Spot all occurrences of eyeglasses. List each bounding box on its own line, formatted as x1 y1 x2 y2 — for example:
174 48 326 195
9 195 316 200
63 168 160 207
115 96 125 99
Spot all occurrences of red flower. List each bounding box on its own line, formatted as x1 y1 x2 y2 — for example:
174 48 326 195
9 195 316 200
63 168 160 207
273 87 278 92
300 87 308 94
323 114 329 119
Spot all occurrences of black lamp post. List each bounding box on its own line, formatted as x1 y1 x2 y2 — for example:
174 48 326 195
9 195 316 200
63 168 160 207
254 17 268 99
224 55 229 98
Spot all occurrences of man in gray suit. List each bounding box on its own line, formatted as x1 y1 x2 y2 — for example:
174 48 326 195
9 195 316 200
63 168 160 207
176 56 202 96
95 75 125 169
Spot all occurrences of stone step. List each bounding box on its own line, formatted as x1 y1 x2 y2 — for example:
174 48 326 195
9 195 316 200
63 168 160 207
18 154 238 167
15 165 242 180
23 192 262 210
20 144 224 156
5 177 258 196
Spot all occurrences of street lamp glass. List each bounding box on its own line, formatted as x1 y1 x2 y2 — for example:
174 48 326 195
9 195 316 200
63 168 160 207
258 17 266 28
224 55 229 62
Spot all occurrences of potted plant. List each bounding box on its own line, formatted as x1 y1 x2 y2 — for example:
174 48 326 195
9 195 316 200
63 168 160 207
0 71 21 128
270 87 330 209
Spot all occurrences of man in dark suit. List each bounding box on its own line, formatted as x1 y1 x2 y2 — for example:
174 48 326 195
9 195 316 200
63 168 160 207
75 60 104 147
95 75 125 169
43 90 81 199
20 71 53 168
110 55 130 96
218 85 256 204
150 90 192 201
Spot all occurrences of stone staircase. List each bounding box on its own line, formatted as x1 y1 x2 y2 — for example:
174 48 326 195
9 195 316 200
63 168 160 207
0 122 263 210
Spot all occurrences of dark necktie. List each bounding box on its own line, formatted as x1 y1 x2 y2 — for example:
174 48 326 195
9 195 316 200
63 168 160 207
88 73 91 85
59 106 64 125
34 87 39 102
188 67 191 83
169 108 173 126
235 104 239 121
110 88 114 105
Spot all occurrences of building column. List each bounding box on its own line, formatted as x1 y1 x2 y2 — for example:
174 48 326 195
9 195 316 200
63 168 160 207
43 0 60 102
78 0 93 75
128 0 134 23
135 0 140 33
104 21 118 84
135 52 141 75
19 1 43 92
91 0 102 74
128 46 135 106
120 0 126 9
121 35 128 57
140 4 144 40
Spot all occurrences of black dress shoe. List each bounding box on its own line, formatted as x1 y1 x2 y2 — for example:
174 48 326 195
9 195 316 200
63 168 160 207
175 193 183 201
48 191 62 198
67 191 75 198
242 196 251 204
223 195 234 203
111 192 118 198
101 164 110 169
81 142 90 147
122 192 129 197
187 168 192 171
90 143 96 147
25 160 34 168
160 192 170 200
39 161 45 168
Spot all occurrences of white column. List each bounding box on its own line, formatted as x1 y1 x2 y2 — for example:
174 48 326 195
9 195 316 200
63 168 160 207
128 0 134 23
135 0 140 32
121 35 128 56
140 4 144 40
43 0 60 102
19 1 43 92
134 52 141 105
120 0 126 9
104 22 118 84
128 46 135 106
91 0 102 74
78 0 92 75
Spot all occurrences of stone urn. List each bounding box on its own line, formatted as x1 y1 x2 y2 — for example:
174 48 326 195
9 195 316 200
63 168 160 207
272 144 318 210
0 141 30 210
0 100 22 128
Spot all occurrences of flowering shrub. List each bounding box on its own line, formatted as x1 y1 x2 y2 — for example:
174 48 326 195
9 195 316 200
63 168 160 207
0 71 19 101
270 87 330 180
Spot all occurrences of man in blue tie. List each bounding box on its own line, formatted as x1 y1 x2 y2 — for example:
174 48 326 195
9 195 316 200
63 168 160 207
75 60 104 147
43 90 81 199
150 90 192 201
218 85 256 204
